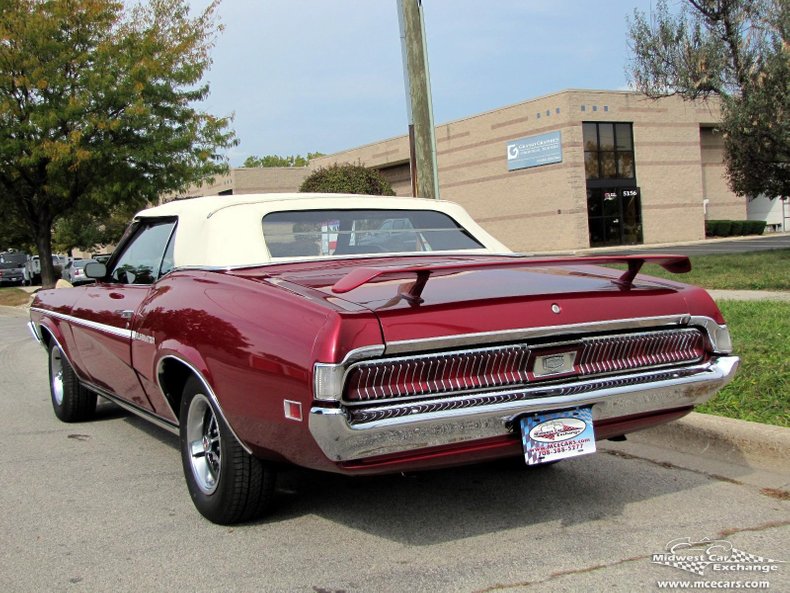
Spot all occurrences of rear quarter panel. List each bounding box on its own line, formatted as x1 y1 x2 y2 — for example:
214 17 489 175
134 271 383 468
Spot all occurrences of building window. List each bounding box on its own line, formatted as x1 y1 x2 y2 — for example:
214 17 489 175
583 122 635 180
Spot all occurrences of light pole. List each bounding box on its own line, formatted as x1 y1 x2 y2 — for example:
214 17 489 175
397 0 439 199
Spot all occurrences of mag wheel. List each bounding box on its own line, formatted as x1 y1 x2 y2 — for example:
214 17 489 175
179 376 276 524
48 342 96 422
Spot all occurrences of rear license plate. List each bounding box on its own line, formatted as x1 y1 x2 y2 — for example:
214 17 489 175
520 407 596 465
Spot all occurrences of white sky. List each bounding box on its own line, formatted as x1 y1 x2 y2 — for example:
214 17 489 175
189 0 658 166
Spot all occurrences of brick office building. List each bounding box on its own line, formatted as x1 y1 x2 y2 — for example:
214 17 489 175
188 89 746 253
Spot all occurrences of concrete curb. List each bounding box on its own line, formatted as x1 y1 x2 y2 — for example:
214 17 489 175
628 412 790 473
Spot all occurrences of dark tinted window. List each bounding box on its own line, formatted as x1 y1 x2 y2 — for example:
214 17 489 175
583 122 635 180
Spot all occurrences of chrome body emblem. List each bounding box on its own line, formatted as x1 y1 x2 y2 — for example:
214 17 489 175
551 304 561 314
533 351 577 377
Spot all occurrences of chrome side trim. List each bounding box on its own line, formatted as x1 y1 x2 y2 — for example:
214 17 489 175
170 250 504 272
382 315 695 355
308 356 739 462
155 354 253 455
30 307 133 340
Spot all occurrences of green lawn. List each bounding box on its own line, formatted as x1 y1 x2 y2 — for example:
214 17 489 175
698 300 789 427
0 287 30 307
637 248 790 291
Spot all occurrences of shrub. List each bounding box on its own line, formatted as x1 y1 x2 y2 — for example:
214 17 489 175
706 219 767 237
746 220 767 235
299 162 395 196
705 220 731 236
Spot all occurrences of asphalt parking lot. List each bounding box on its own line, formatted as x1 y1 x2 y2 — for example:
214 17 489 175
0 308 787 593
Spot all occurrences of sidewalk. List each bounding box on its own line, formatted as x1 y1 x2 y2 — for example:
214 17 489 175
708 289 790 302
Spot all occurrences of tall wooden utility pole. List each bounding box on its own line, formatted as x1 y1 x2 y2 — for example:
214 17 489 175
398 0 439 199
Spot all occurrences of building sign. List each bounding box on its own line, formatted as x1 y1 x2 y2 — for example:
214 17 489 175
506 131 563 171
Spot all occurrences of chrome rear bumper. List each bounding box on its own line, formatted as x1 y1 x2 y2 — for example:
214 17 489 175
308 356 739 462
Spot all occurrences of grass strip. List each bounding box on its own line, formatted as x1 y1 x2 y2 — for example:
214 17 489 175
0 287 31 307
698 300 789 427
638 248 790 291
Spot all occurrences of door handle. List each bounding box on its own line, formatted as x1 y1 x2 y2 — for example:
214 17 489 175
116 310 134 319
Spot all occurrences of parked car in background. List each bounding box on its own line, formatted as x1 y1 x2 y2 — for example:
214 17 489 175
0 250 28 286
92 253 113 265
24 254 67 285
61 259 97 285
28 193 739 524
0 262 24 285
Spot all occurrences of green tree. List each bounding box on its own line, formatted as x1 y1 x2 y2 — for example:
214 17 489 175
627 0 788 198
52 204 135 256
243 152 325 168
0 0 237 287
299 162 395 196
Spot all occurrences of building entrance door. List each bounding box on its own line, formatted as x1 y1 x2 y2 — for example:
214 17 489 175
587 187 643 247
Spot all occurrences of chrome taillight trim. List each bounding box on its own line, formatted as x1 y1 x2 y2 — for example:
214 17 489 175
341 328 704 404
312 315 731 402
346 366 703 424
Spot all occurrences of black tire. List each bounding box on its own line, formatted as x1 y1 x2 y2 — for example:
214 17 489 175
48 342 97 422
179 376 276 524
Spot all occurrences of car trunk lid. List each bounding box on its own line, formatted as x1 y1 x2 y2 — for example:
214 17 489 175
253 254 696 345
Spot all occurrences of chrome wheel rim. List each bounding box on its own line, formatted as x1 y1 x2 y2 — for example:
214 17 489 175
186 393 221 495
50 347 64 406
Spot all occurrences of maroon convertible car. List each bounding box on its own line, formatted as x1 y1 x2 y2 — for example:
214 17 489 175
29 193 739 524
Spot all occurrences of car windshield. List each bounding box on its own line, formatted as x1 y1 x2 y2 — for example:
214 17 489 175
262 209 484 258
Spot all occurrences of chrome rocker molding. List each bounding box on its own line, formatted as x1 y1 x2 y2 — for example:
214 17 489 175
92 385 180 436
309 355 739 462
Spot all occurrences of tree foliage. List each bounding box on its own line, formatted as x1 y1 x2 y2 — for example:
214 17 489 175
52 203 136 255
0 0 237 286
298 162 395 196
721 45 789 198
242 152 324 168
627 0 788 198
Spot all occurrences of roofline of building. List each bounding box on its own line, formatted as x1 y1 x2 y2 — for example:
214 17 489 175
314 88 722 162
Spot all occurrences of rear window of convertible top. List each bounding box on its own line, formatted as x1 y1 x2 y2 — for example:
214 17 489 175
262 209 483 258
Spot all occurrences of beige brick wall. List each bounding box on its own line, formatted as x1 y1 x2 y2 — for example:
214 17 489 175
200 90 744 252
178 167 309 198
700 127 747 220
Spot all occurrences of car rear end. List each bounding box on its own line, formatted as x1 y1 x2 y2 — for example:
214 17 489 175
0 262 24 285
270 256 739 474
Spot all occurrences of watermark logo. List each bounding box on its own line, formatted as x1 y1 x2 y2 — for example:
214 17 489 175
652 537 785 577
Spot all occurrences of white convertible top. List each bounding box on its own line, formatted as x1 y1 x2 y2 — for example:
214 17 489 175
136 193 510 268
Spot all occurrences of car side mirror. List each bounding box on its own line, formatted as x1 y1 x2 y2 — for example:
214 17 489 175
84 262 107 279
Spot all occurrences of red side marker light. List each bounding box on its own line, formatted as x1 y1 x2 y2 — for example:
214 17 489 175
284 400 303 422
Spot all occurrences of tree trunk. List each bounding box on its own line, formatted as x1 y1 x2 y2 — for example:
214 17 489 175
34 216 56 289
